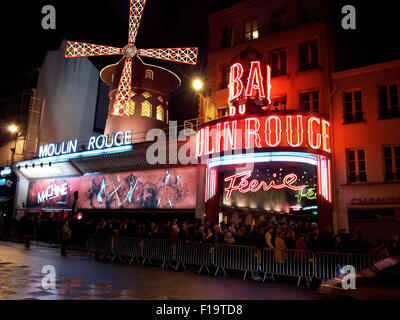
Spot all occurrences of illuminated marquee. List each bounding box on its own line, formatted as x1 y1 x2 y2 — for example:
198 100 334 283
228 61 271 104
38 129 133 158
196 115 331 157
224 170 305 200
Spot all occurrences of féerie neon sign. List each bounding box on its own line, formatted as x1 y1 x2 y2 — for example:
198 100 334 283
224 171 305 199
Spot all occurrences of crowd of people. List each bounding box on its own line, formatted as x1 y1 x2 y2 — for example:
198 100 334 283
1 212 400 259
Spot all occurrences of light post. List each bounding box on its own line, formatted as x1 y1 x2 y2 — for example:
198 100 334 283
8 124 20 164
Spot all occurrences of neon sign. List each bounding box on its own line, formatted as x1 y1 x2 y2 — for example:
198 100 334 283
228 61 271 104
0 167 11 176
295 188 317 203
196 115 331 157
38 129 133 158
224 171 305 199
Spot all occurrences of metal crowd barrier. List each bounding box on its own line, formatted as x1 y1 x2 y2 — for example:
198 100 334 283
87 235 113 260
174 241 214 273
112 236 143 264
213 244 258 279
86 235 381 286
259 248 315 287
141 238 175 268
314 252 375 281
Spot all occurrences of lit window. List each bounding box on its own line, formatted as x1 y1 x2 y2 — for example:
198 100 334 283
112 100 135 117
141 101 152 117
244 20 259 41
142 92 152 99
156 105 164 121
157 96 164 103
145 69 154 80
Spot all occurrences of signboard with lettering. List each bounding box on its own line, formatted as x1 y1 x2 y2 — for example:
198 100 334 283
26 167 197 210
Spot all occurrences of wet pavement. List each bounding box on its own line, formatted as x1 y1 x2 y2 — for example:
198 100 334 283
0 240 328 300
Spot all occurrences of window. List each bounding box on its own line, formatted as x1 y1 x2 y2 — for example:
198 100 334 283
299 0 317 24
271 95 287 111
346 149 367 183
383 145 400 181
299 41 318 71
145 69 154 80
343 90 363 123
156 105 164 121
220 65 229 89
221 26 234 48
141 101 152 118
379 84 399 119
270 48 287 77
142 92 152 99
271 8 287 31
157 96 164 103
300 91 319 112
244 20 259 41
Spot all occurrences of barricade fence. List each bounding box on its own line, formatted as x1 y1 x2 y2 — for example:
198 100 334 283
86 235 377 283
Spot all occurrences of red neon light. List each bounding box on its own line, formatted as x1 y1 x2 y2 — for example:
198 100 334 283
245 61 265 99
322 120 331 153
266 65 271 104
196 115 331 157
215 123 222 153
307 117 322 150
224 171 305 200
286 115 304 147
245 118 262 149
223 120 238 151
228 63 244 103
204 126 214 155
229 105 236 116
327 158 332 203
265 116 282 147
196 128 204 158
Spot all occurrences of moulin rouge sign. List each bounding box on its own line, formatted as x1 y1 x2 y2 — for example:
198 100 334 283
196 60 331 157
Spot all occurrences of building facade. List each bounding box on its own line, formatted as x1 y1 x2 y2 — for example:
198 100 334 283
331 60 400 239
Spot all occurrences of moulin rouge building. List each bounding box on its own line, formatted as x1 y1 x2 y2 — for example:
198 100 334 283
10 0 334 232
12 0 400 237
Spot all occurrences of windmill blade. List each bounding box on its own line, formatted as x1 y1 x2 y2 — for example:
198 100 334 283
65 41 123 58
128 0 147 45
137 48 198 65
111 58 134 117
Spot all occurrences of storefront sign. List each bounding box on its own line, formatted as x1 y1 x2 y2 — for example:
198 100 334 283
38 129 133 158
196 115 331 157
350 197 400 206
0 167 11 176
224 170 305 199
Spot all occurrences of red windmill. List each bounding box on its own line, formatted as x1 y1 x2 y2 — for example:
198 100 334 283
64 0 198 117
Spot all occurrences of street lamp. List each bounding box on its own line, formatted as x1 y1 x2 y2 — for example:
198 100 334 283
192 79 204 91
8 125 18 133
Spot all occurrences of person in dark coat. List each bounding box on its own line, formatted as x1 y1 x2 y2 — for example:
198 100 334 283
389 234 400 256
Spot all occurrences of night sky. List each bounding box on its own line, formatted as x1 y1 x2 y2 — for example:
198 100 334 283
1 0 400 123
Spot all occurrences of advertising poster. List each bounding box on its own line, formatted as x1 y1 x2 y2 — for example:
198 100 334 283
27 167 197 210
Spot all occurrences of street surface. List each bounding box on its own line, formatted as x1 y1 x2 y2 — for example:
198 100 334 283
0 240 328 300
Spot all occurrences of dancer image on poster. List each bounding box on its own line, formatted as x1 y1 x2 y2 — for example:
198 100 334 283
157 170 172 208
98 177 108 204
